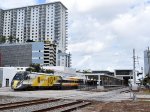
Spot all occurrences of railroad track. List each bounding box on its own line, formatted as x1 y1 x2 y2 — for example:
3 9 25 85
33 100 91 112
0 98 60 111
0 98 91 112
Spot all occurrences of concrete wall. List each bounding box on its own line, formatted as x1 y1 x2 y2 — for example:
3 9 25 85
2 68 17 87
0 44 32 67
0 67 27 87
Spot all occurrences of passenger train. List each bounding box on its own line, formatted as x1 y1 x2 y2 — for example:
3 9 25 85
11 72 83 90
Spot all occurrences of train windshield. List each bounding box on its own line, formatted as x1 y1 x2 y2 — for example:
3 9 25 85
13 73 24 80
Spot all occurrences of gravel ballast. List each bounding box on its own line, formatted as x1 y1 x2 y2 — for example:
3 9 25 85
0 96 42 104
2 99 76 112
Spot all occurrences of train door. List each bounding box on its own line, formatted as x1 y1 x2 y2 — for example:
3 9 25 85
6 79 9 87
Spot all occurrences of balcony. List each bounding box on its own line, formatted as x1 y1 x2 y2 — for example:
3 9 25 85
55 28 60 31
50 54 56 58
44 51 49 53
55 30 60 33
44 56 50 59
44 61 50 63
55 15 61 19
55 24 60 28
55 4 61 9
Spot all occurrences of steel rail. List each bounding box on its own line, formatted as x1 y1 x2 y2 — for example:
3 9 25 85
0 98 60 110
0 98 48 106
33 100 91 112
61 102 91 112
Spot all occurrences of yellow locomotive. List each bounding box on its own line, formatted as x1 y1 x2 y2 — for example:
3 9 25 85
11 72 83 90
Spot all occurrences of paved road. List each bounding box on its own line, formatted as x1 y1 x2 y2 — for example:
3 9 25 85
87 87 130 101
0 87 132 102
53 87 130 101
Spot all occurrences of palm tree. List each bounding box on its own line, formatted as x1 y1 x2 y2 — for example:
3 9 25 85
26 39 34 42
28 63 41 72
0 35 6 44
7 35 16 43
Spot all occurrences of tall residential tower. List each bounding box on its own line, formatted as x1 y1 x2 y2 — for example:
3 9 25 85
0 2 71 67
2 2 68 53
0 9 4 36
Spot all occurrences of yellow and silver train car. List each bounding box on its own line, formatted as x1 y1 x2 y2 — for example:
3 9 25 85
11 72 83 90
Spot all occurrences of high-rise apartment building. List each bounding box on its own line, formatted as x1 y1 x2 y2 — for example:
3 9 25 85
57 52 71 67
0 9 4 36
0 2 71 67
1 2 68 53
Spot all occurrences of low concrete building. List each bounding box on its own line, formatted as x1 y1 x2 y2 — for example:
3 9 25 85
81 73 123 87
114 69 133 86
0 42 44 67
0 43 32 67
0 67 27 87
92 71 114 76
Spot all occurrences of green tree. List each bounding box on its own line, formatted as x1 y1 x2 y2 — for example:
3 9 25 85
26 67 34 72
143 75 150 86
26 39 34 42
16 38 19 43
45 69 54 73
0 35 6 44
27 63 41 72
83 69 91 73
26 64 54 74
7 35 17 43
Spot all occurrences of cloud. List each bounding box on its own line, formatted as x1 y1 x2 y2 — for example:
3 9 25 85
75 55 92 67
110 4 150 49
0 0 36 9
65 0 150 70
1 0 150 71
69 41 104 54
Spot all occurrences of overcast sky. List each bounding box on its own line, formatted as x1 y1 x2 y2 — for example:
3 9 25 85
0 0 150 71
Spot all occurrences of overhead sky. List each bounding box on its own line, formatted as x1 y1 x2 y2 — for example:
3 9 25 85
0 0 150 71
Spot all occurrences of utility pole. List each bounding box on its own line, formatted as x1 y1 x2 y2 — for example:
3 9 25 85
141 67 143 86
148 47 150 77
133 49 136 84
